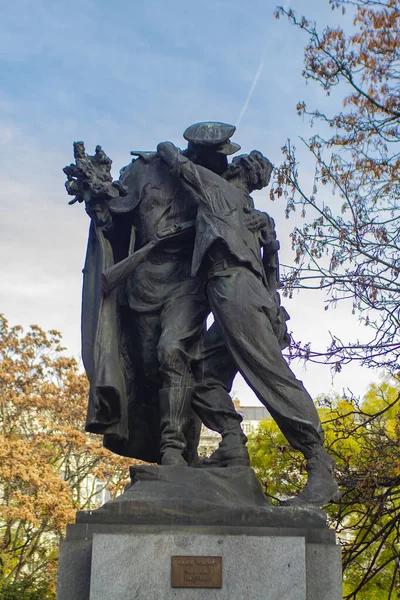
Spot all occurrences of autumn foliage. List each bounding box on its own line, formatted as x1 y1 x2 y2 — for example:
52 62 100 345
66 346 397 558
273 0 400 373
249 378 400 599
0 316 133 597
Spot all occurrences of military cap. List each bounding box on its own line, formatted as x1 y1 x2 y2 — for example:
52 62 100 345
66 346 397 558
183 121 241 155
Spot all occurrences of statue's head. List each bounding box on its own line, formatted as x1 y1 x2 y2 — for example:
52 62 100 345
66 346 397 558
225 150 273 193
182 121 240 175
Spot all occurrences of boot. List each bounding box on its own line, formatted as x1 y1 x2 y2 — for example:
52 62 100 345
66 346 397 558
282 447 341 507
159 387 192 466
182 411 202 467
161 447 188 466
200 429 250 468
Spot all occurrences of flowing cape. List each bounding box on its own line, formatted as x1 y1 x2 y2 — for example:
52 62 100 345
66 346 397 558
81 159 161 463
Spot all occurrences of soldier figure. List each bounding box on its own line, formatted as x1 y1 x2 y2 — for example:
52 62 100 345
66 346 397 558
65 122 339 506
157 135 340 506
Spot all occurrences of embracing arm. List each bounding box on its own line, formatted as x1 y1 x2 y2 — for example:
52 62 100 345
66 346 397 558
156 141 208 205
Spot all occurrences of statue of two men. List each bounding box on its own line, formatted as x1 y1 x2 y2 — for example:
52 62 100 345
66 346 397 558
64 122 339 507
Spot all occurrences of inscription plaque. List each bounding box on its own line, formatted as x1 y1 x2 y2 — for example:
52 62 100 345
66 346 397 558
171 556 222 588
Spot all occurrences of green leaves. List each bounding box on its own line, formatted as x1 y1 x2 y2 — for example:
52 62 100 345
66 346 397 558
248 378 400 599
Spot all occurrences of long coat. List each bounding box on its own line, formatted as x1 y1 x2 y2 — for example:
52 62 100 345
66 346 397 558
82 154 165 463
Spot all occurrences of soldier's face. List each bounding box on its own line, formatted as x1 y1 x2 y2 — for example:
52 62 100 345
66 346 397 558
85 201 110 227
223 163 249 191
190 148 228 175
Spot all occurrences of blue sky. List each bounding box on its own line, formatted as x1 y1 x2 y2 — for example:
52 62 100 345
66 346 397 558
0 0 377 402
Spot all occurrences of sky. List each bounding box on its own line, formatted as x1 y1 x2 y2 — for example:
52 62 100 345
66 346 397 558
0 0 380 404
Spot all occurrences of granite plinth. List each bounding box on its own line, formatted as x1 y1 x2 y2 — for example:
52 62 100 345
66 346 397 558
306 543 343 600
90 533 306 600
56 466 342 600
56 539 91 600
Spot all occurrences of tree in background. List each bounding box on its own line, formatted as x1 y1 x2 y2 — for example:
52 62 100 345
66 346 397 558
248 378 400 599
273 0 400 373
0 315 133 598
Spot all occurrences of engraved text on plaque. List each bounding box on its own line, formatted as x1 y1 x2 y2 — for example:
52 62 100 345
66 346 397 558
171 556 222 588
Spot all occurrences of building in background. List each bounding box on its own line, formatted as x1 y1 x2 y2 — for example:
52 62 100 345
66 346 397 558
198 399 270 457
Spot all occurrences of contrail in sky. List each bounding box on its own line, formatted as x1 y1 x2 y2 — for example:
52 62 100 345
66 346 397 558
236 54 265 127
236 1 290 127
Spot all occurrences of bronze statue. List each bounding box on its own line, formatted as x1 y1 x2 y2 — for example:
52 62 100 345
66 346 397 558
64 122 339 506
157 140 339 506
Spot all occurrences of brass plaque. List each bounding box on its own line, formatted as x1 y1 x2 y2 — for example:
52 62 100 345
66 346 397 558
171 556 222 588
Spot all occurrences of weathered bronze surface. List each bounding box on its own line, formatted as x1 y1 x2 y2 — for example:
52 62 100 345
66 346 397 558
64 120 340 507
171 556 222 588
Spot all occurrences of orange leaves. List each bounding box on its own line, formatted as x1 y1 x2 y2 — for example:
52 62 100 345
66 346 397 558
0 316 134 590
296 101 306 116
271 2 400 374
290 0 400 127
0 436 75 529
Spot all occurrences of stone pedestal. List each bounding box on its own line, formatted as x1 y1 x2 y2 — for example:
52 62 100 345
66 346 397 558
56 466 342 599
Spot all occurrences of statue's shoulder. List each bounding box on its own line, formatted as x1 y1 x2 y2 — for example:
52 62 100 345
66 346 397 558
119 151 157 177
130 151 157 163
109 152 159 214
